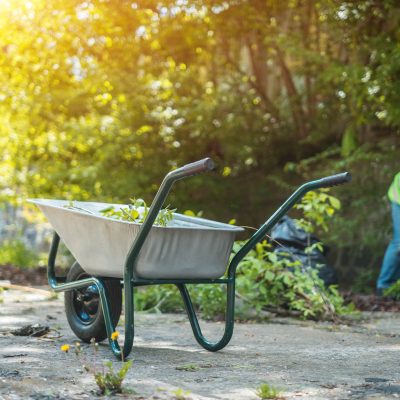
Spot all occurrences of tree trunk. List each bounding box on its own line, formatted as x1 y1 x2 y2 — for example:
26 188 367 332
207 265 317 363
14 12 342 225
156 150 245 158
273 44 308 139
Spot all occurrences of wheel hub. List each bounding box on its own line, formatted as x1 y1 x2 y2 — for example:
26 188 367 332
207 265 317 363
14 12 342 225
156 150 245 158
73 284 100 323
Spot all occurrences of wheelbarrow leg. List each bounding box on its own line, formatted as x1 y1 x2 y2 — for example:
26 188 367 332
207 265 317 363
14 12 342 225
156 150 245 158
96 276 134 360
104 272 135 360
83 271 135 360
176 281 235 352
118 271 135 360
47 232 133 360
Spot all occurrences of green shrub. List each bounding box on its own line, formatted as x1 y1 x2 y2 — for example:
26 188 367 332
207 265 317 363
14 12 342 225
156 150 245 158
134 283 225 319
384 280 400 300
134 241 354 321
189 284 226 320
134 285 182 313
0 239 39 268
235 241 353 320
134 190 354 321
351 268 379 294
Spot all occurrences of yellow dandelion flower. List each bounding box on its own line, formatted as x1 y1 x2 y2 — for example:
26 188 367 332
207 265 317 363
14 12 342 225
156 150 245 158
60 344 70 353
111 331 119 341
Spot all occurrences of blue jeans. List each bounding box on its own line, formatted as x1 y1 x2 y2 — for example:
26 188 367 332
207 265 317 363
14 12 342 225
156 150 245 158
377 202 400 289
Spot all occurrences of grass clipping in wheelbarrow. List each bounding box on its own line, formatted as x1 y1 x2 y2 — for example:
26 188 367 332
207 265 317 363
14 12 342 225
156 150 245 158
66 198 175 227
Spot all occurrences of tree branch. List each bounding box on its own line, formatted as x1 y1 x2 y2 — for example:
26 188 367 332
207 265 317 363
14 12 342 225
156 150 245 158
272 43 308 139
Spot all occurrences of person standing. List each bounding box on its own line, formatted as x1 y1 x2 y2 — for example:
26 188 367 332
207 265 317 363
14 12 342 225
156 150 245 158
377 172 400 295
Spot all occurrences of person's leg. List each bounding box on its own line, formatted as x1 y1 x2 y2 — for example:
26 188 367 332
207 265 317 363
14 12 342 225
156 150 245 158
377 202 400 290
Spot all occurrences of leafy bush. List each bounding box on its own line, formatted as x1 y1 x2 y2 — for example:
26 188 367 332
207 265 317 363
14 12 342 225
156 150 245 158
189 284 226 320
134 283 226 320
135 284 182 313
294 143 398 293
134 190 354 321
294 189 341 233
134 240 353 321
384 280 400 300
0 239 39 268
235 241 353 320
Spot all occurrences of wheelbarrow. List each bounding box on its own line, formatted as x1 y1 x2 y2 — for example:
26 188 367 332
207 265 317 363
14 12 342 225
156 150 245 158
30 158 351 359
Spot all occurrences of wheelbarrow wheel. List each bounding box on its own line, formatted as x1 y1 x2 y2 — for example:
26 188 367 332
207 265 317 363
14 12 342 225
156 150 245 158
64 262 122 343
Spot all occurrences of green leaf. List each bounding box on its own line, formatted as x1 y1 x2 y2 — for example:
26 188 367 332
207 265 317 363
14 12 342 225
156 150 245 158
183 210 195 217
329 196 341 210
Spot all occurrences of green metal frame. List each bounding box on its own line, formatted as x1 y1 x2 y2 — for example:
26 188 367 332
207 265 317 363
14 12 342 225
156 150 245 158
46 159 351 359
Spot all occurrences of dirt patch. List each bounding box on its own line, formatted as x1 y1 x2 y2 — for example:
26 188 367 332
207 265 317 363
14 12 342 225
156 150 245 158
344 291 400 312
0 265 65 286
1 288 400 399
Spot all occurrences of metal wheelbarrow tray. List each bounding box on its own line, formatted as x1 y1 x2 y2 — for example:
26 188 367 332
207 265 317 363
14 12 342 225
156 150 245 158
29 199 243 280
31 158 351 359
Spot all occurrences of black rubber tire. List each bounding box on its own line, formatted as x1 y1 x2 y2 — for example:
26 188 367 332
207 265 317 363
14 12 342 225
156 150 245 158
64 262 122 343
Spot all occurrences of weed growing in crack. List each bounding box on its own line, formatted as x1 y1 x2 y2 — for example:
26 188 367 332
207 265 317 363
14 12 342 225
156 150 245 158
61 332 132 395
256 383 285 399
172 388 192 400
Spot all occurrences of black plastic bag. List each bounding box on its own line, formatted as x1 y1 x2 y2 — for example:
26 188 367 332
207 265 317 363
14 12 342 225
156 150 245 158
270 216 337 286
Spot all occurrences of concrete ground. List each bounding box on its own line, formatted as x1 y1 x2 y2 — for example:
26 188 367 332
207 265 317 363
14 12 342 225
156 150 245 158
1 288 400 399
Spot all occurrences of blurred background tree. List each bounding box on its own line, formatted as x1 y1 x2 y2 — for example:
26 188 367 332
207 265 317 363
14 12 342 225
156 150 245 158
0 0 399 290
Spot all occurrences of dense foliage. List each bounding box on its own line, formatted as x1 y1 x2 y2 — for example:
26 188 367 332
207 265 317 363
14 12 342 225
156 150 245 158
0 239 40 268
134 190 355 320
0 0 399 289
134 240 353 321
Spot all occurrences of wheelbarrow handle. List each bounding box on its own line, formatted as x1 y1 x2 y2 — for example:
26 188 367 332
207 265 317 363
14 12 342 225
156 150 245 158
314 172 352 188
168 157 215 179
125 157 215 278
228 170 352 277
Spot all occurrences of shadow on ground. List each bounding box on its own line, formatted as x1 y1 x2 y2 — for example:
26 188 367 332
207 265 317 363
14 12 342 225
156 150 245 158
1 288 400 399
